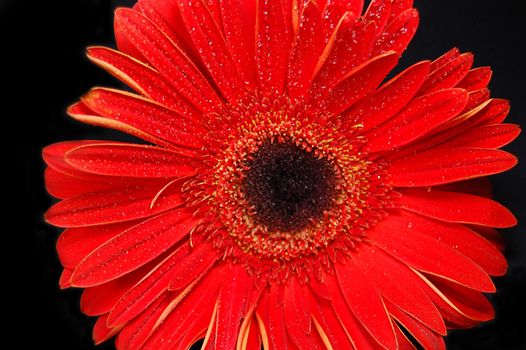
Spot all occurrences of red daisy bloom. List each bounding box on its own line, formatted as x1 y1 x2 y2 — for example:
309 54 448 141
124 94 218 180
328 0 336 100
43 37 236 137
44 0 520 349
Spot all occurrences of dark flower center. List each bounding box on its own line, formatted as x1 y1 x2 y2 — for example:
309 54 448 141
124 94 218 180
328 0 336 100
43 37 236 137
242 141 337 232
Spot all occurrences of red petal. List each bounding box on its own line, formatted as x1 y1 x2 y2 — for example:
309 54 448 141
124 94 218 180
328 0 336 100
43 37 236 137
470 226 505 252
168 243 221 291
387 99 506 161
244 318 263 350
312 18 376 99
116 293 173 350
65 143 197 178
71 209 198 287
389 148 517 187
365 89 468 153
284 277 312 348
388 209 507 276
326 289 382 349
334 261 397 350
352 245 446 335
372 9 419 56
93 314 120 345
257 286 297 350
114 8 220 111
80 88 204 150
464 88 491 112
430 48 460 72
386 301 446 350
364 0 393 35
348 60 430 132
443 123 521 149
427 275 495 322
323 52 399 116
107 242 212 327
134 0 200 62
86 46 196 116
45 167 112 199
177 0 245 101
457 67 492 91
114 12 147 62
409 272 486 328
219 0 257 89
418 53 474 96
59 269 73 289
321 0 364 37
308 294 352 349
369 212 495 292
43 140 108 179
141 270 220 350
396 188 517 228
45 185 183 227
81 263 149 316
210 265 258 350
388 0 413 24
256 0 293 94
287 2 325 100
57 222 135 268
393 326 417 350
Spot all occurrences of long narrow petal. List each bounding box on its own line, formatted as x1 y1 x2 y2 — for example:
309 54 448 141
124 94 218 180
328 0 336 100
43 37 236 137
457 67 492 91
334 261 397 350
211 265 259 350
365 89 468 153
443 124 521 149
430 48 460 72
364 0 393 35
418 53 474 96
386 301 446 350
167 243 221 291
287 2 325 100
321 0 364 37
284 277 313 348
256 0 293 94
323 52 399 116
114 8 220 111
396 189 517 228
80 262 152 316
108 243 220 326
80 88 205 150
372 9 418 56
176 0 245 101
45 185 183 227
57 222 136 268
352 245 446 335
347 60 430 132
65 143 197 178
386 209 507 276
71 209 198 287
312 18 376 99
86 46 196 115
93 314 120 345
427 275 495 322
409 271 492 327
43 140 109 178
311 314 356 350
388 148 517 187
219 0 257 89
257 286 297 350
368 212 495 292
388 0 413 24
45 167 113 199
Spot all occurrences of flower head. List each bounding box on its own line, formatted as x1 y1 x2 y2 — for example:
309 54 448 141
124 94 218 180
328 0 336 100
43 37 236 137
44 0 519 349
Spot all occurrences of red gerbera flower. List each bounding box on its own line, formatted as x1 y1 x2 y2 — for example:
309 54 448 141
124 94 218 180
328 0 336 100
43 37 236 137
44 0 520 349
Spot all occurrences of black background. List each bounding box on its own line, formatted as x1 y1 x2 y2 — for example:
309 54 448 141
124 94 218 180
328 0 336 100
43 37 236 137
4 0 525 349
